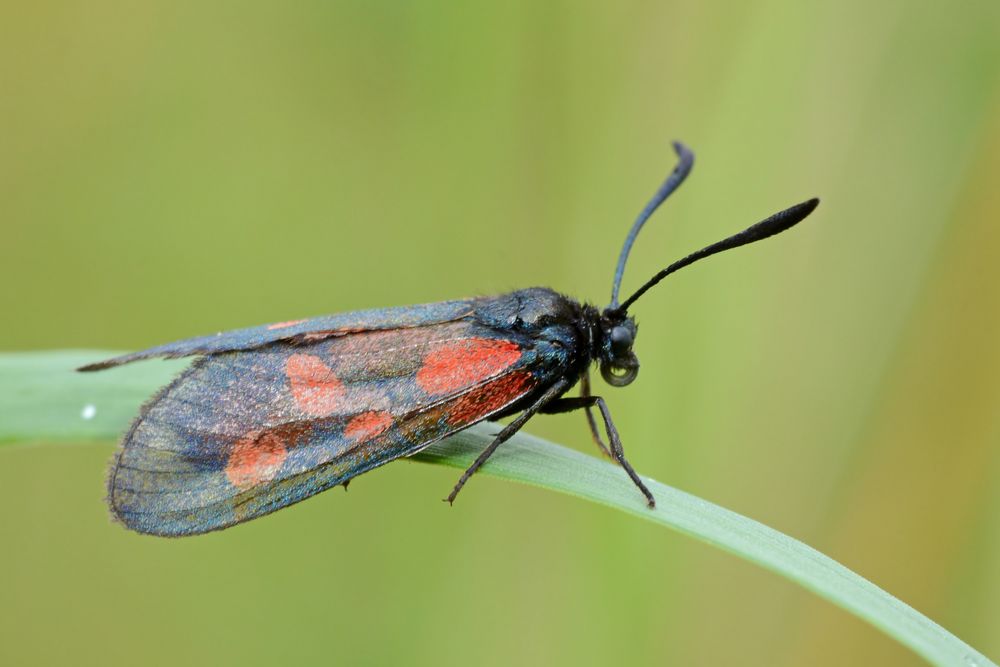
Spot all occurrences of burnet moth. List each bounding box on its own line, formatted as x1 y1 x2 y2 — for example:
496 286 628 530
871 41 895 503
81 142 819 536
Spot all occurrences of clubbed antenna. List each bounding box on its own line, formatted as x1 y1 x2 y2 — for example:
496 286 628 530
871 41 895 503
612 198 820 314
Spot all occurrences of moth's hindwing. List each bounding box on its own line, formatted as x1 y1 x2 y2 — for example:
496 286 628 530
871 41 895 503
108 319 564 536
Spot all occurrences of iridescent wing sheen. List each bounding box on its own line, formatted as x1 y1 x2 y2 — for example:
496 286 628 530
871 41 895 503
79 298 477 371
108 320 568 536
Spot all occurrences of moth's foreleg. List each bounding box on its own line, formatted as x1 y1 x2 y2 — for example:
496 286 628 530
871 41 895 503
539 373 612 458
541 393 656 509
580 373 612 458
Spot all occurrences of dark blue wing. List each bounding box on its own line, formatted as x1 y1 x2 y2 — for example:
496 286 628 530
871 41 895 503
107 319 571 536
79 297 477 371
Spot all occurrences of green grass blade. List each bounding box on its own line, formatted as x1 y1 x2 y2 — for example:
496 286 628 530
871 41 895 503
0 351 994 667
421 431 995 667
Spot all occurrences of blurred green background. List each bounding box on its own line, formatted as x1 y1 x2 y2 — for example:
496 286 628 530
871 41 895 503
1 2 998 665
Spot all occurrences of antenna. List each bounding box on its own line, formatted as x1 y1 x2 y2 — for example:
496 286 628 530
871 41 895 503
609 141 694 309
612 198 820 314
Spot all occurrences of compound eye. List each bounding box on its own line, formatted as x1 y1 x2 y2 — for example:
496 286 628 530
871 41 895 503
609 325 633 354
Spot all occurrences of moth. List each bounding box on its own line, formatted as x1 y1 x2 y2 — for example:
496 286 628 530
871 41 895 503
81 142 819 536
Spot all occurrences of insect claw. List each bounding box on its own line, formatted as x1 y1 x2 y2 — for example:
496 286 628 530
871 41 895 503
342 480 350 492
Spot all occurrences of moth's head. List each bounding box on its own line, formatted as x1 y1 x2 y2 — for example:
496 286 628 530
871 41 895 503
597 310 639 387
600 143 818 389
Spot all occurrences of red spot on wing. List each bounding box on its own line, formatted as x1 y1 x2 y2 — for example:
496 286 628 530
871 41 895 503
416 338 522 396
226 431 288 488
344 411 393 442
286 353 346 416
447 371 536 425
268 319 307 330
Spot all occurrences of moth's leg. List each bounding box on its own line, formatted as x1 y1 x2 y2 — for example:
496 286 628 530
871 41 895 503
540 372 611 458
580 373 612 458
541 394 656 508
446 378 570 505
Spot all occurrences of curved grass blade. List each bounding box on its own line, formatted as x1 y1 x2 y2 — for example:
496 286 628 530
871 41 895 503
0 351 994 667
419 427 996 667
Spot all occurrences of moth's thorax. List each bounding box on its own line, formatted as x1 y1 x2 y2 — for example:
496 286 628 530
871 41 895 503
472 287 588 364
475 288 641 388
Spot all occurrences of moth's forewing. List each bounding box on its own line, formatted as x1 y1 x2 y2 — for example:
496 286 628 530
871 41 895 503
80 298 476 371
108 317 569 536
